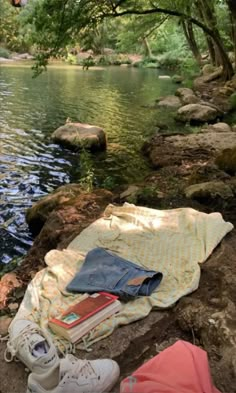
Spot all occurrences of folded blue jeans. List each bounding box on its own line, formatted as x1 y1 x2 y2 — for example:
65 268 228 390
66 247 163 301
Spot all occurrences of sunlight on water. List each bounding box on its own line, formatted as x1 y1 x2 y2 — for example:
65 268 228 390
0 65 177 264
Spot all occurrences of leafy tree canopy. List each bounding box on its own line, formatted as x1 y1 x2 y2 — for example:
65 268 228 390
3 0 236 79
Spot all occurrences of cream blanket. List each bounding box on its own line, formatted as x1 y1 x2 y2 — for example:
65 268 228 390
14 204 233 350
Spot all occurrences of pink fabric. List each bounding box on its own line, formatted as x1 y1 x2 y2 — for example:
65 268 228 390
120 341 221 393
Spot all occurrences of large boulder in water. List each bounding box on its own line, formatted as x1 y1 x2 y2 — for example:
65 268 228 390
175 87 195 99
176 103 221 123
157 95 181 109
175 87 200 105
52 122 107 152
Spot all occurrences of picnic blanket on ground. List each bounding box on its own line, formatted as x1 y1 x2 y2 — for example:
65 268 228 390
13 203 233 351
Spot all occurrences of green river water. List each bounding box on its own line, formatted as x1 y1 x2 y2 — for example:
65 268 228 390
0 64 177 264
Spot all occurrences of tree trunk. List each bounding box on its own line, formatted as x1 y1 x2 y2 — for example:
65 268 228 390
182 20 202 66
142 37 153 58
206 36 216 65
196 0 233 78
213 30 234 80
227 0 236 69
194 1 216 65
198 0 221 66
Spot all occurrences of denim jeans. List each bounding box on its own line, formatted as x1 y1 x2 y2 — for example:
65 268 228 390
66 247 163 301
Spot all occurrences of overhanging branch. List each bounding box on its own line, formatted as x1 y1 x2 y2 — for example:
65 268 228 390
103 6 217 40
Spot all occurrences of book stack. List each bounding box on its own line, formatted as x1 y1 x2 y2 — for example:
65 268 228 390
48 292 121 343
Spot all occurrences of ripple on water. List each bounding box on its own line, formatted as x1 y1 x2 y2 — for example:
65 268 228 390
0 66 177 265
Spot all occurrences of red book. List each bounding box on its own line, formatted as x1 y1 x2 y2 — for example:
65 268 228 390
49 292 118 330
48 292 121 343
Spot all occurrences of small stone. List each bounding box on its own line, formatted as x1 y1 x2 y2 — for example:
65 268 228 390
120 186 140 199
157 95 181 109
0 316 12 336
208 318 216 325
8 303 19 311
210 123 232 133
156 191 165 199
209 298 221 305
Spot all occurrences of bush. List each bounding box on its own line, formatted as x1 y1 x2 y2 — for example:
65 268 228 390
144 62 159 69
98 55 112 65
113 59 122 66
133 60 143 68
0 47 11 59
98 53 132 66
132 57 159 69
66 53 78 65
82 56 95 68
156 52 181 69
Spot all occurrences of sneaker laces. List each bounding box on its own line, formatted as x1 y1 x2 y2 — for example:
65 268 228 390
4 323 50 363
66 354 99 381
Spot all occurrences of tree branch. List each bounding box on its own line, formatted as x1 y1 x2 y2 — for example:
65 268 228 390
144 15 169 39
103 6 217 40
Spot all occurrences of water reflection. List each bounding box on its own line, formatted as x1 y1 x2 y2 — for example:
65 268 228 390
0 65 176 264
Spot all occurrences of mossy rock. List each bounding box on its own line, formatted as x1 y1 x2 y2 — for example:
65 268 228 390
202 64 216 76
144 62 159 69
52 122 107 152
215 147 236 175
172 75 184 84
26 184 83 235
185 181 234 201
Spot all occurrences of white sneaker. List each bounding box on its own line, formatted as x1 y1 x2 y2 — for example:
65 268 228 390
27 354 120 393
5 319 59 374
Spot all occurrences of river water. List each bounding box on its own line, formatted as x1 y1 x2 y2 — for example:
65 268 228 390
0 64 176 266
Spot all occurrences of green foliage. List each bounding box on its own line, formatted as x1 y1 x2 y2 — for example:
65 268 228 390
178 56 200 77
4 0 236 80
0 0 31 52
0 47 11 58
132 56 159 68
157 52 181 68
172 74 184 83
101 176 118 190
0 257 22 278
82 56 95 68
143 62 159 68
230 93 236 110
66 53 78 64
136 186 161 206
97 53 131 66
79 148 95 192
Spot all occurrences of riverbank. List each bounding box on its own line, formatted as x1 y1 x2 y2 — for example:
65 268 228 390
0 69 236 393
